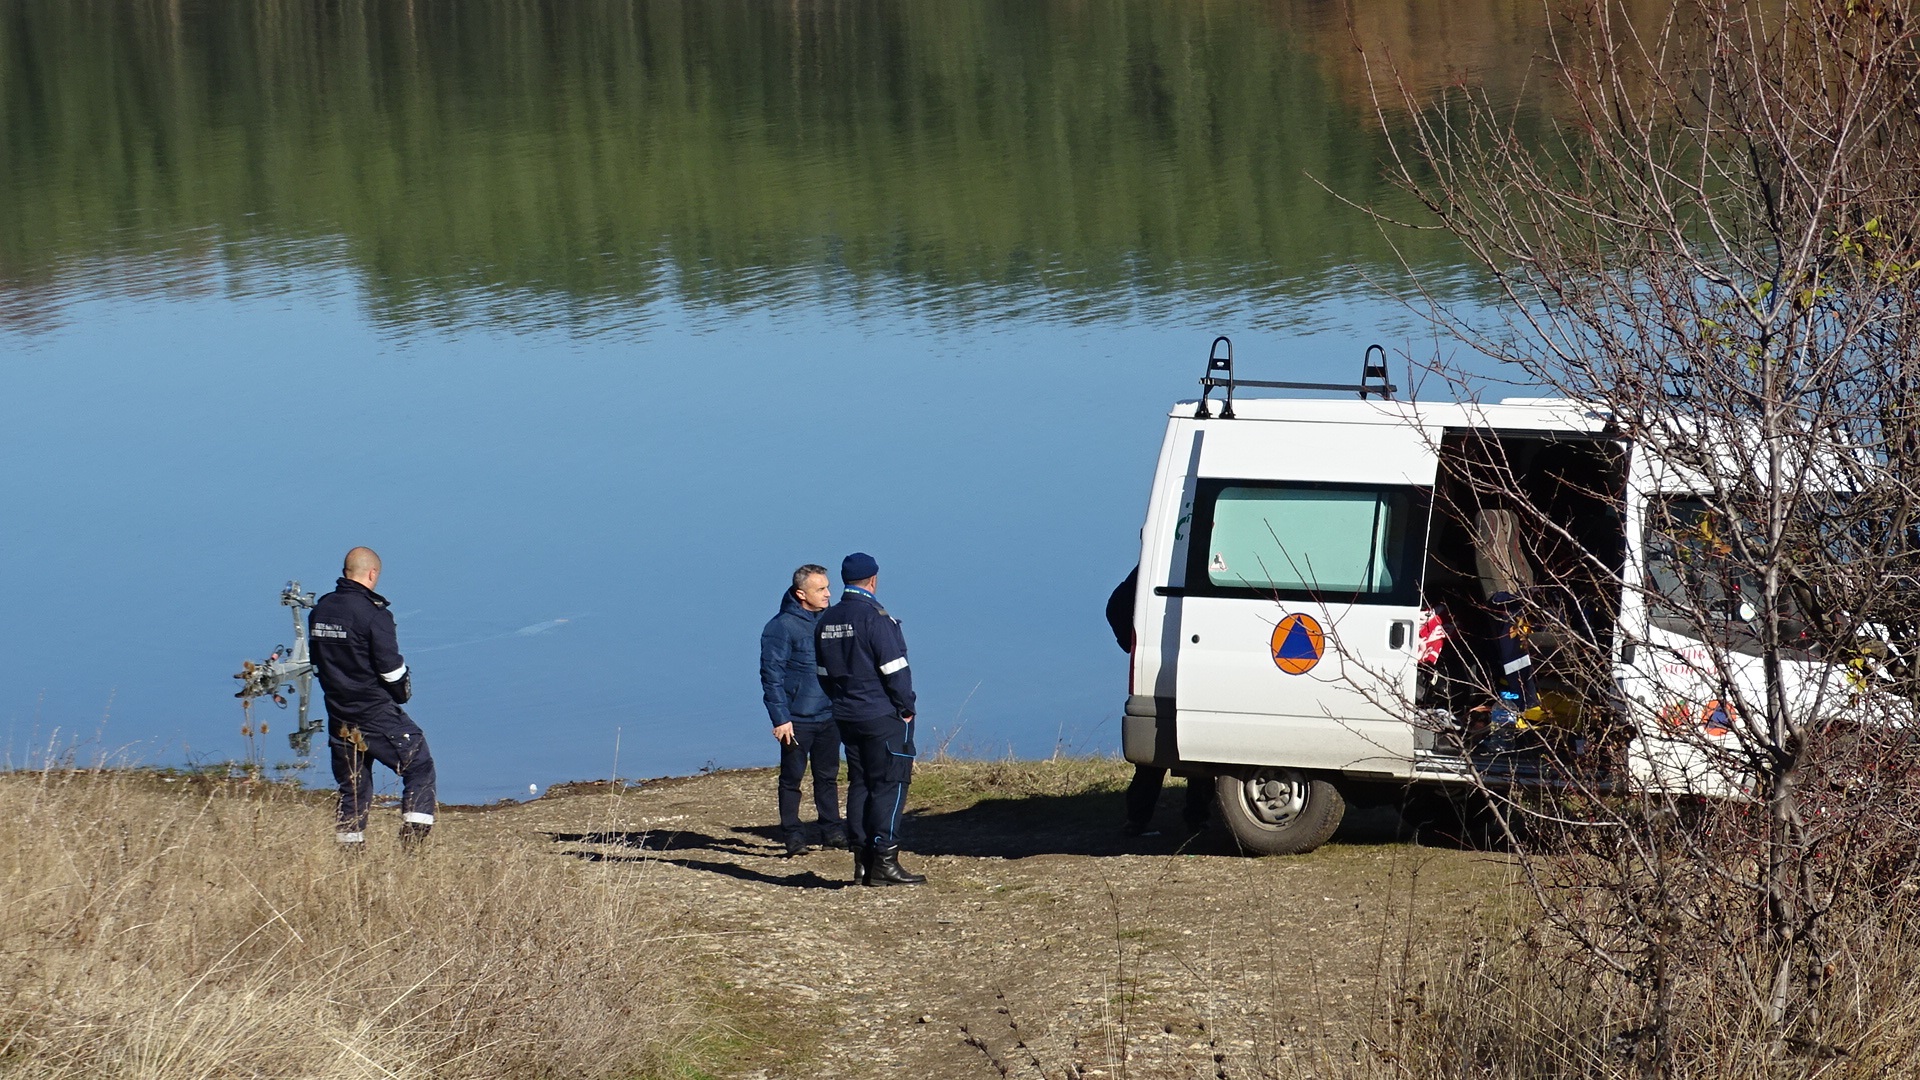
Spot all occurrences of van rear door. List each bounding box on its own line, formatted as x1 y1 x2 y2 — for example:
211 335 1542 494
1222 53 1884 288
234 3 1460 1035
1173 417 1438 776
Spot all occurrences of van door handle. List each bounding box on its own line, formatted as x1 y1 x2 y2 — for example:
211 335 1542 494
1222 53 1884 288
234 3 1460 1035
1389 620 1412 650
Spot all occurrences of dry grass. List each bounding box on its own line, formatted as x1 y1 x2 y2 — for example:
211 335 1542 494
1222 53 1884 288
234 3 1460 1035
909 755 1135 809
0 768 723 1079
34 756 1909 1079
1354 911 1920 1080
1345 865 1920 1080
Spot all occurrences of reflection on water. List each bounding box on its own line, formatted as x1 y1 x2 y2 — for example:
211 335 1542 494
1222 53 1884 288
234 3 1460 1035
0 0 1552 801
0 0 1569 329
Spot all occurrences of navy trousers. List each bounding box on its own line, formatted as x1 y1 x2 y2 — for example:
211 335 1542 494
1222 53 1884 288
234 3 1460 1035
838 715 915 851
843 730 868 851
1125 765 1212 829
329 712 437 837
777 718 843 840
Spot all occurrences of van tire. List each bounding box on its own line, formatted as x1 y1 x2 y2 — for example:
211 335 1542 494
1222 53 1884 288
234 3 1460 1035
1214 768 1345 856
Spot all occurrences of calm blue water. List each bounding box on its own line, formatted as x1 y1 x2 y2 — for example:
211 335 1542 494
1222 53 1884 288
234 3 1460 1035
2 267 1450 802
0 0 1517 803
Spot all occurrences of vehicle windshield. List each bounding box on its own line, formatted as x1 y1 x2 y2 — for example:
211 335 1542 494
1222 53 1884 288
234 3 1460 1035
1644 498 1760 620
1642 496 1816 647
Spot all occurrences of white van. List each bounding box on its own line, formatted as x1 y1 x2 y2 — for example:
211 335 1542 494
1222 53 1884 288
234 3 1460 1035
1124 339 1843 854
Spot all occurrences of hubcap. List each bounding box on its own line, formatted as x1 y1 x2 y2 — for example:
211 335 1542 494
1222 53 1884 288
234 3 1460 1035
1241 770 1309 826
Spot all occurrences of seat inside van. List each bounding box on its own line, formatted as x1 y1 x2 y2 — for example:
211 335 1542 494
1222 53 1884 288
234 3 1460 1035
1417 431 1628 751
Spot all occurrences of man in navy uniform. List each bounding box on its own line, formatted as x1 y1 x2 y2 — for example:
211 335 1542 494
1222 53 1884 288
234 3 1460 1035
1107 567 1209 837
815 552 924 886
759 563 846 856
309 546 437 849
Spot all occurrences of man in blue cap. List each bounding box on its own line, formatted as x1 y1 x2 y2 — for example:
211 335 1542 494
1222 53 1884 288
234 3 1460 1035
814 552 925 886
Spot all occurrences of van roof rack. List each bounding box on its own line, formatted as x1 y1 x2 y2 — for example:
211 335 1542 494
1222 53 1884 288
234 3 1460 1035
1195 337 1396 419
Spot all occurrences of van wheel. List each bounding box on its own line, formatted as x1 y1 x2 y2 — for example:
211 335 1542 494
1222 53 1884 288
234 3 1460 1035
1215 768 1345 856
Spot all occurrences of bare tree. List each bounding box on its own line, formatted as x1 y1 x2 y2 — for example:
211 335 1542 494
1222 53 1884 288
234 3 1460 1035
1362 0 1920 1074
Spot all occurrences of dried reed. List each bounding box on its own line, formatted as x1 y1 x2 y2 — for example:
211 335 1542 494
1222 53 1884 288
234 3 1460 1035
0 768 717 1078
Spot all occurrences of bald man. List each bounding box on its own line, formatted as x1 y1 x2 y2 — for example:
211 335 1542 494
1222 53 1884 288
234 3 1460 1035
309 547 437 849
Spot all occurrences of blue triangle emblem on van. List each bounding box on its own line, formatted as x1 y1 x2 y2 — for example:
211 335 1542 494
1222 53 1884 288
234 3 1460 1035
1276 618 1320 661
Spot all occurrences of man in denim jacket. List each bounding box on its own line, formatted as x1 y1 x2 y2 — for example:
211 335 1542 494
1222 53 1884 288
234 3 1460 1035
759 563 845 856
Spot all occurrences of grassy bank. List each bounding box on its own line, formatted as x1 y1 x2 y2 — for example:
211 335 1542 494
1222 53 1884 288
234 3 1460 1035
0 756 1419 1079
20 758 1904 1078
0 767 722 1078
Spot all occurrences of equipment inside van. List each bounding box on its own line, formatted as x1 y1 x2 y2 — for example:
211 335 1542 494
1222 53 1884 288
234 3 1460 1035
1124 338 1806 854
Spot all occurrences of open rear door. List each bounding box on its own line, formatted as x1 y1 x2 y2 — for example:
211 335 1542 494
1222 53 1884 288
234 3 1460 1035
1173 416 1439 777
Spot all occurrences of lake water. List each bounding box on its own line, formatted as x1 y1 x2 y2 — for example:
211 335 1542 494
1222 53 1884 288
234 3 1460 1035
0 0 1535 802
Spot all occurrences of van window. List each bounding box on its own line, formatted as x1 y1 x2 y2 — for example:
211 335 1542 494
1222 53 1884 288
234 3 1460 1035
1643 495 1814 656
1187 480 1427 604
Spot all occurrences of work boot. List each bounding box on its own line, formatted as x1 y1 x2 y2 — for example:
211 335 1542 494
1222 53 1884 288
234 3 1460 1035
851 847 870 886
820 826 850 850
783 833 809 857
866 844 926 886
398 822 432 853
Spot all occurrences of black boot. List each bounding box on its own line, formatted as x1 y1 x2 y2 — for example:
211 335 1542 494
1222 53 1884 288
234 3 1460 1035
399 822 432 853
866 844 926 886
851 847 870 886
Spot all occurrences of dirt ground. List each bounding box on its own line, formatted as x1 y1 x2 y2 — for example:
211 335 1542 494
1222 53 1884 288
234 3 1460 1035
449 761 1503 1080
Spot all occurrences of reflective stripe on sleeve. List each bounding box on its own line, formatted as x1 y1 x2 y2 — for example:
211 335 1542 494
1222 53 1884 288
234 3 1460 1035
381 664 408 682
879 657 909 675
403 812 435 825
1503 655 1533 674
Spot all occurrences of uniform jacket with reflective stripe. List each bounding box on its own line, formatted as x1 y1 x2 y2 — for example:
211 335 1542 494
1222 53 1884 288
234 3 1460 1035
814 589 915 724
309 577 409 727
759 591 832 724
